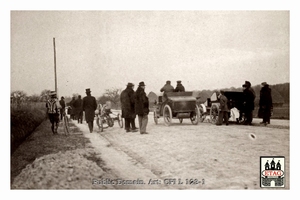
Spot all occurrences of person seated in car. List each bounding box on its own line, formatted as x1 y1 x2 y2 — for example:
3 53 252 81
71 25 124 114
174 80 185 92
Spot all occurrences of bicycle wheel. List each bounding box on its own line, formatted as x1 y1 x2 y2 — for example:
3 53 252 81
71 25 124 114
96 116 103 132
63 115 70 135
117 113 123 128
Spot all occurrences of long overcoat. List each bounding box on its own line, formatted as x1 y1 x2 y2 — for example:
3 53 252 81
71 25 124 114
73 98 83 116
120 87 136 119
258 85 273 117
243 88 255 111
82 95 97 122
135 87 149 116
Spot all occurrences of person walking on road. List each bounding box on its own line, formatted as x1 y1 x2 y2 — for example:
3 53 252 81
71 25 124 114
46 91 60 134
120 83 138 132
174 80 185 92
135 81 149 134
82 88 97 133
258 82 273 125
59 96 66 121
216 90 229 126
74 95 83 124
69 96 76 120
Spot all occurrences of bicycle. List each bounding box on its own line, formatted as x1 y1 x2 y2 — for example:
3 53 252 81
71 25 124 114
95 104 123 132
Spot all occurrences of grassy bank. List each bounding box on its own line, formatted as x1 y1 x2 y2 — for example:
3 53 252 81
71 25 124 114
11 103 48 154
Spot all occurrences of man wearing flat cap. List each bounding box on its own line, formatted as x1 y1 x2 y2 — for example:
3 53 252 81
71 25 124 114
82 88 97 133
120 83 138 132
242 81 256 125
174 80 185 92
160 80 174 102
135 82 149 134
46 91 60 134
216 90 229 126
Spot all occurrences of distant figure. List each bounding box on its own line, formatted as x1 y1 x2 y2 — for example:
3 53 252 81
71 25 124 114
82 88 97 133
120 83 138 132
135 81 149 134
174 80 185 92
59 96 66 121
160 80 174 101
242 81 255 125
69 96 76 120
46 91 60 134
216 90 229 126
74 95 83 124
258 82 273 125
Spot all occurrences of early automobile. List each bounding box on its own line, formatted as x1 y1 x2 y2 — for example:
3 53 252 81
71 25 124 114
202 91 245 124
153 92 200 126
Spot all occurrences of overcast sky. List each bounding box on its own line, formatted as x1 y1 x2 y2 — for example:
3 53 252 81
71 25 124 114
11 10 289 97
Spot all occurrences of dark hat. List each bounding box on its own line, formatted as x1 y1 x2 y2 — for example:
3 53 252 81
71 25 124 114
166 80 171 84
61 96 64 99
49 91 57 96
261 82 267 86
220 90 225 94
177 80 181 83
86 88 91 93
127 82 134 87
242 81 251 87
139 81 146 86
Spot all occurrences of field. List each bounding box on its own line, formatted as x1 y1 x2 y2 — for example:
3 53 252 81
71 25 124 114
253 104 289 120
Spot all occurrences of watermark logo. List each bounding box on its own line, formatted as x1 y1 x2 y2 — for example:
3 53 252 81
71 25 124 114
260 156 285 188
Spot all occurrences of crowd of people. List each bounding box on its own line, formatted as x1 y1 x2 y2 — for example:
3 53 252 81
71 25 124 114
45 79 273 134
215 81 273 126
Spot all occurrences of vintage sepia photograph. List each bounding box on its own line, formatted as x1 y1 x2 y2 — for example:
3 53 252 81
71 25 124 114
5 1 298 197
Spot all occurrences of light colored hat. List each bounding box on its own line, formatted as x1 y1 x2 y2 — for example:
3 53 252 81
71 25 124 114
49 91 56 96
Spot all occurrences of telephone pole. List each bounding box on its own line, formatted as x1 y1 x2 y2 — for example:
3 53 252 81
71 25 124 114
53 37 57 94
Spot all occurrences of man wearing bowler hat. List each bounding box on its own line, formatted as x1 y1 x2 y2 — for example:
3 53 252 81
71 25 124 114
82 88 97 133
120 82 138 132
135 81 149 134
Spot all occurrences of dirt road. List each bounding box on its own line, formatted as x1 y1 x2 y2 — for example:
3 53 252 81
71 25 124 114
76 112 290 189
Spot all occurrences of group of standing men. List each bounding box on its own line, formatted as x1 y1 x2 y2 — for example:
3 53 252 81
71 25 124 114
120 82 149 134
46 88 98 134
216 80 273 126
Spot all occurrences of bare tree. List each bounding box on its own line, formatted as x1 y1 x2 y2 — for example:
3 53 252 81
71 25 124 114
102 88 122 109
40 89 51 102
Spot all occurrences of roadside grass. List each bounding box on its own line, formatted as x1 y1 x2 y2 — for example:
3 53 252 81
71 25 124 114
10 119 93 186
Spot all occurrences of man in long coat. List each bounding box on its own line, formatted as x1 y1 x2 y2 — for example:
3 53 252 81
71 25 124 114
242 81 256 125
69 97 76 120
135 81 149 134
120 83 137 132
82 88 97 133
73 95 83 124
258 82 273 125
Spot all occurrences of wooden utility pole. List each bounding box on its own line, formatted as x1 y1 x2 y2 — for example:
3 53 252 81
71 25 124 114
53 37 57 94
